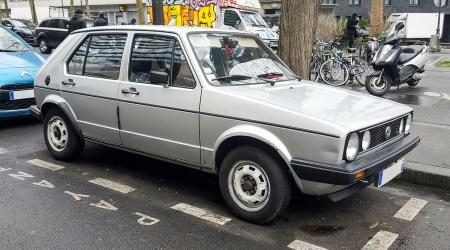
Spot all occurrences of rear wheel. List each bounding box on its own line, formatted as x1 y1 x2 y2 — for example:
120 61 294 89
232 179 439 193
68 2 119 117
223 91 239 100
219 146 291 224
320 59 349 86
43 108 84 161
407 80 420 87
39 38 51 54
354 58 370 86
365 74 391 96
309 57 321 81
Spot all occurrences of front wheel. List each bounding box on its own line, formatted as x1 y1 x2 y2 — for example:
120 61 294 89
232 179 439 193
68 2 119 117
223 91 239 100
319 60 349 86
407 79 420 87
43 108 84 161
219 146 291 224
365 73 391 96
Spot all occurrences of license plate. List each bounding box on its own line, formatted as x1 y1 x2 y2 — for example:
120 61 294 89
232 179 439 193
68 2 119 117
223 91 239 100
377 159 404 187
9 89 34 100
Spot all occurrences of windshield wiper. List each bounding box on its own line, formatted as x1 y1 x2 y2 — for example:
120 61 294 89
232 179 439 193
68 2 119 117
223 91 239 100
257 72 303 86
0 49 18 52
211 74 253 82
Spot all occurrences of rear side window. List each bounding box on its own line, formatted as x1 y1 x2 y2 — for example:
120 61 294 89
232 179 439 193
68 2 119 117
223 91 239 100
67 34 127 80
48 19 62 28
39 20 49 27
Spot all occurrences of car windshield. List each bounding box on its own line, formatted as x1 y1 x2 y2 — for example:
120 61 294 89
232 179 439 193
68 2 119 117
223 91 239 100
240 11 268 28
189 33 296 86
0 27 29 52
10 19 36 29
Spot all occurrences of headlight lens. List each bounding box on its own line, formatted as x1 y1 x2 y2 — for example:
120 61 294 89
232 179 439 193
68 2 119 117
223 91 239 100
346 132 360 161
405 114 412 134
399 118 404 134
361 131 371 151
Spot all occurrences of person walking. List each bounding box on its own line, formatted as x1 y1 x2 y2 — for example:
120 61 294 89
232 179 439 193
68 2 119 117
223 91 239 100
94 12 108 27
347 13 358 48
69 9 87 33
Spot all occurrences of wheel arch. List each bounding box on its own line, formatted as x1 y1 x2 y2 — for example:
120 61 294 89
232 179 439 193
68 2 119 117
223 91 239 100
41 96 83 139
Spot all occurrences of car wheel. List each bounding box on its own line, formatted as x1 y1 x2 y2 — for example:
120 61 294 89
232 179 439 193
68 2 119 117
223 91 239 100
39 38 51 54
219 145 291 224
43 108 84 161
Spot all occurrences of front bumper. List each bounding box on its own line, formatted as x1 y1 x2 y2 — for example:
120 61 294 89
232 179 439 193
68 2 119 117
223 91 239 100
291 134 420 186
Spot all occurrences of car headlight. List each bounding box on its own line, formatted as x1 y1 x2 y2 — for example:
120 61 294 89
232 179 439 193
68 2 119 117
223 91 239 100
346 132 360 161
405 114 412 134
361 131 371 151
399 118 404 134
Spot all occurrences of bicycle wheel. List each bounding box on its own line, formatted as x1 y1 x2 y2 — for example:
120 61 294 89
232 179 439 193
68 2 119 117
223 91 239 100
319 59 349 86
309 57 322 81
353 58 370 86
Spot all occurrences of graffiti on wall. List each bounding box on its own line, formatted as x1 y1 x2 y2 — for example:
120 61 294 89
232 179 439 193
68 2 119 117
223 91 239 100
147 0 219 27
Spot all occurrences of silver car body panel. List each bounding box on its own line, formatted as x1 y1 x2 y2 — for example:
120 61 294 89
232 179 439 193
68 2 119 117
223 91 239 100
35 26 414 196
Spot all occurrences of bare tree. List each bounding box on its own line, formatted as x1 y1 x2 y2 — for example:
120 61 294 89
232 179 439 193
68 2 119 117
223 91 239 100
136 0 145 25
278 0 320 79
3 0 9 17
85 0 91 17
369 0 384 37
69 0 74 17
28 0 38 24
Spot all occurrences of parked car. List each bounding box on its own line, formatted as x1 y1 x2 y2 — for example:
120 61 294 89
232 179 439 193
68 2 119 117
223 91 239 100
32 26 420 224
34 17 93 54
1 18 36 44
0 25 45 119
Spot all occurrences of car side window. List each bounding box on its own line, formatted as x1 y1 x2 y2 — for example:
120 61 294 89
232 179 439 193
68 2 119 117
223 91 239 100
39 20 49 27
67 34 127 80
129 35 195 88
224 10 241 28
172 41 196 88
48 19 61 29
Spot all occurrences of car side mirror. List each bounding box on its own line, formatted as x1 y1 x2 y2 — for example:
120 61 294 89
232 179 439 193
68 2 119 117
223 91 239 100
65 24 70 29
5 23 13 29
150 71 169 86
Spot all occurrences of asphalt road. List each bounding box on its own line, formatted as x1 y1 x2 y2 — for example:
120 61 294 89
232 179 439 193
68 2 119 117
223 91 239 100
0 50 448 249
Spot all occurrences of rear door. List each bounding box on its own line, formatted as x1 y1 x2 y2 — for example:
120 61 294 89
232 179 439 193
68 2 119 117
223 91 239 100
61 32 128 144
118 32 201 164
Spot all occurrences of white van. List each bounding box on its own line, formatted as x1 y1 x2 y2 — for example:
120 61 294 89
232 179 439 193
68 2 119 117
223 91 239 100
388 13 446 40
146 0 279 49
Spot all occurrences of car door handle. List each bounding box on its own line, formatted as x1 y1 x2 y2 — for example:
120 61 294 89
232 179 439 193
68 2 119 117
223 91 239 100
121 88 139 95
62 79 75 86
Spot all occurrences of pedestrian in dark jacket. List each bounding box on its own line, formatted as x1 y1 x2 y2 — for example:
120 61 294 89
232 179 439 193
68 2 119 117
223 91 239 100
347 13 358 48
69 9 86 33
94 13 108 27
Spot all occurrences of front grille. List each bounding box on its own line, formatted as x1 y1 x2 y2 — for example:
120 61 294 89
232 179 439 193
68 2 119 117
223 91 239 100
0 84 33 91
366 117 404 150
0 98 35 110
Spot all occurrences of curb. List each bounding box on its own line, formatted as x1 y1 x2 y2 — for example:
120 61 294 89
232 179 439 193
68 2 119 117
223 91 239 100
396 161 450 190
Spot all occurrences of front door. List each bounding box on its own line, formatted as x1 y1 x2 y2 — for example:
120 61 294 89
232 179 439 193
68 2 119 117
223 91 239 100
118 33 201 165
61 33 128 144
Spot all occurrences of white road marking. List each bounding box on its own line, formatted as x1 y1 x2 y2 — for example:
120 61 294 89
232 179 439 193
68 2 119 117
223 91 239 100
0 147 8 154
64 191 90 201
361 231 398 250
0 167 12 172
27 159 65 171
287 239 327 250
134 212 160 226
171 203 232 225
32 180 55 189
8 171 34 180
88 178 135 194
423 91 441 97
89 200 118 211
394 198 428 221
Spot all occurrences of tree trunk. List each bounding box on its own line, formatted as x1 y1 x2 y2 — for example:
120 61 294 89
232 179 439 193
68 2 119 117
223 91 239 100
279 0 320 79
69 0 74 17
369 0 384 37
136 0 145 25
28 0 38 24
85 0 91 17
4 0 9 17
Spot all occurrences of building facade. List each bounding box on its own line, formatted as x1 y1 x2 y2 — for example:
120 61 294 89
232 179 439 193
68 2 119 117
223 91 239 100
6 0 141 25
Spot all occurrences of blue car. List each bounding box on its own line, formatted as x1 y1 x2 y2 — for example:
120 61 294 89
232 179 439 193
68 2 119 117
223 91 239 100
0 25 45 119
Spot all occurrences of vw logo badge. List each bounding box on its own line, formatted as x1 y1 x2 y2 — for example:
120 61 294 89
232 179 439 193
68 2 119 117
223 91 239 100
385 126 392 140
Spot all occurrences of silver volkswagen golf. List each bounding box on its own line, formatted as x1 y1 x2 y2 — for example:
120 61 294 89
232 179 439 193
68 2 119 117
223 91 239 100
32 26 420 224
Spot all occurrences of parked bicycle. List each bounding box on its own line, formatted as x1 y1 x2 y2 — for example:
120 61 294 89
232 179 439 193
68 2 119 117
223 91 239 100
309 39 332 81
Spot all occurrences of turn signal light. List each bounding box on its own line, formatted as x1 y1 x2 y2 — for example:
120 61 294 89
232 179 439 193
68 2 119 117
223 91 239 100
355 171 365 180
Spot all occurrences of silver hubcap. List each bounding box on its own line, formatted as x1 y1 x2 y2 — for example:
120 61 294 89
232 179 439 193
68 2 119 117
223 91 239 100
40 41 47 51
369 76 387 92
47 116 68 152
228 161 270 212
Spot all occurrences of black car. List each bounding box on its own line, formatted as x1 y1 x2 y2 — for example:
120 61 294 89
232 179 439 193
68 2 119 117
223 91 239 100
1 18 36 44
34 17 93 54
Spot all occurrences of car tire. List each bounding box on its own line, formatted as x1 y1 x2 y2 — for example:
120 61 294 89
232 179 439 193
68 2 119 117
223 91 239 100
39 38 51 54
219 145 291 224
43 108 84 161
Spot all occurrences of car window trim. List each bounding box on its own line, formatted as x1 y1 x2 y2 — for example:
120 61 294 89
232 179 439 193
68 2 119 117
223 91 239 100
127 32 199 90
65 31 129 81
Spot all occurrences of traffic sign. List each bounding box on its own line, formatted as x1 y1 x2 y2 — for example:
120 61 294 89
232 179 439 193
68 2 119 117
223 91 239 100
434 0 447 7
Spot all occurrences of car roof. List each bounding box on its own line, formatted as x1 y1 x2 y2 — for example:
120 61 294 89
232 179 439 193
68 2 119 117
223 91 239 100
72 25 251 36
40 17 70 22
